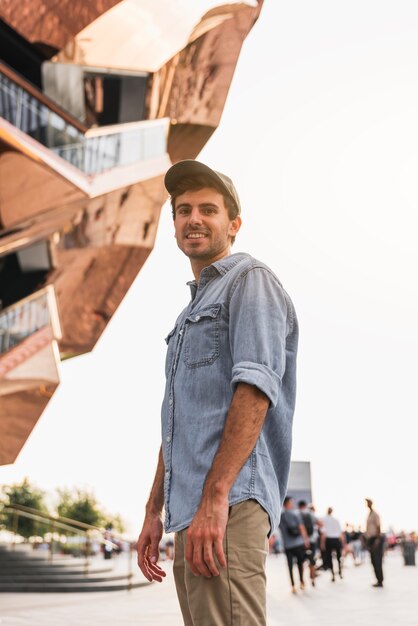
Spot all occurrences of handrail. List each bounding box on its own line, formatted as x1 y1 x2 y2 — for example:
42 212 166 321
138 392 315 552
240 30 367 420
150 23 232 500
0 61 87 133
3 502 128 545
2 506 97 537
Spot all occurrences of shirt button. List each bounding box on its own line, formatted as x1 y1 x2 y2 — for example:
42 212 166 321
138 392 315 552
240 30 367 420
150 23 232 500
166 436 171 443
165 470 170 477
169 398 173 406
195 315 200 321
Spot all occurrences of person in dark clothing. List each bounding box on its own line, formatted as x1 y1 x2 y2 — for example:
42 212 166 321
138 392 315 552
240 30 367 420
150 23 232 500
280 497 310 593
365 498 384 587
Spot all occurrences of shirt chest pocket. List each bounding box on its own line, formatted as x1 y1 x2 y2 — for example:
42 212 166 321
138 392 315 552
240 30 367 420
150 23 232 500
184 303 221 368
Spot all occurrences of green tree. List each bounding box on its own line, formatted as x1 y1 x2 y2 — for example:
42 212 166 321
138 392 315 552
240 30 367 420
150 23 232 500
0 478 49 539
56 488 104 528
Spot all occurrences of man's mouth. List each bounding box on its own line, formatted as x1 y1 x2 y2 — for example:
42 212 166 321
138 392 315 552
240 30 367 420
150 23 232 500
186 232 208 239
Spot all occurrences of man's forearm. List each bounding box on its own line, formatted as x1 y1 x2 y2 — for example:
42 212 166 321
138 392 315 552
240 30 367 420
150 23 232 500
202 382 270 500
145 446 165 515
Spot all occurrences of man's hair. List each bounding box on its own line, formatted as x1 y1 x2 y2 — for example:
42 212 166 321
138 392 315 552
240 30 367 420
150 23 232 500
169 174 239 245
283 496 293 506
298 500 307 508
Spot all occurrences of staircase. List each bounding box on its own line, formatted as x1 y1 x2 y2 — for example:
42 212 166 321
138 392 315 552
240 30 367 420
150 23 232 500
0 544 150 592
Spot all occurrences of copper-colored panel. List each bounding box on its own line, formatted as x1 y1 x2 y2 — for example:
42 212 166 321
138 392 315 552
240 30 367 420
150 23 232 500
0 150 85 229
0 384 57 465
53 245 151 356
158 2 262 132
167 123 215 163
0 1 122 52
57 175 165 249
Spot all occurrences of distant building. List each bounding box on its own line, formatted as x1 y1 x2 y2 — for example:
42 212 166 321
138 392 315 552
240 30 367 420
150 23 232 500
286 461 313 505
0 0 264 465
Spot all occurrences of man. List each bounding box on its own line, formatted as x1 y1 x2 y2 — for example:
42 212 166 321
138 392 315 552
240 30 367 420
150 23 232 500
136 160 298 625
365 498 384 587
298 500 319 586
321 507 345 582
280 497 310 593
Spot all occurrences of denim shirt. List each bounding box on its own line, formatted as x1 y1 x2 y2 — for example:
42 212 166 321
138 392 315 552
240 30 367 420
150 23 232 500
161 252 298 534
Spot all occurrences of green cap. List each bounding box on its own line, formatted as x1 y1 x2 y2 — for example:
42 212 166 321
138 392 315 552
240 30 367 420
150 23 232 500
164 160 241 214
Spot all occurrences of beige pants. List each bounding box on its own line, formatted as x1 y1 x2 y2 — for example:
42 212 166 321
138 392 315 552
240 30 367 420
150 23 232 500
173 500 270 626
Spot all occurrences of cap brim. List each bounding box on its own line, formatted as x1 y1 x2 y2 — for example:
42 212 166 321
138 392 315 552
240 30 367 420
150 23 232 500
164 160 225 195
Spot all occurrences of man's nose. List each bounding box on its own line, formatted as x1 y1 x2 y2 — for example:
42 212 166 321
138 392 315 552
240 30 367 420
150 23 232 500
188 208 203 224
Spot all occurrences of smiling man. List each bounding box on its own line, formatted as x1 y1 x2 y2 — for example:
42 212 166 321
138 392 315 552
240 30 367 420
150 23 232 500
136 160 299 626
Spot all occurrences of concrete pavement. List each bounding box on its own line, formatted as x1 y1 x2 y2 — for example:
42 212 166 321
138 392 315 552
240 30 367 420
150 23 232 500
0 550 416 625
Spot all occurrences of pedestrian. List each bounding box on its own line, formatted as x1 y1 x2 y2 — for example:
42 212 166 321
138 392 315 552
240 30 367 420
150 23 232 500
365 498 384 587
280 497 310 593
321 507 345 582
298 500 320 586
136 160 299 625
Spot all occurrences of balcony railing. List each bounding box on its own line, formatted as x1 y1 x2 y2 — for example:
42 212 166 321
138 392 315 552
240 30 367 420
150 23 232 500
0 286 61 356
0 65 168 176
53 120 168 176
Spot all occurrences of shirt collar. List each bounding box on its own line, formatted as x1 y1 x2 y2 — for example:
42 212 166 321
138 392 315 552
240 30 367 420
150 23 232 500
187 253 249 297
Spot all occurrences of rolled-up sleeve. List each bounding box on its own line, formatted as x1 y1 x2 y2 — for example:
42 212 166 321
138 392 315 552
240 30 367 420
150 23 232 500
229 267 288 408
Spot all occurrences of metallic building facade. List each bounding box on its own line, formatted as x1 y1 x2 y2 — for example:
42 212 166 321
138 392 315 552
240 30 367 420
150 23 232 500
0 0 263 465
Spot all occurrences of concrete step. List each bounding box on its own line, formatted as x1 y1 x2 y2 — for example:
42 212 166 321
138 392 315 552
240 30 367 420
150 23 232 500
0 565 114 575
0 573 134 583
0 579 150 592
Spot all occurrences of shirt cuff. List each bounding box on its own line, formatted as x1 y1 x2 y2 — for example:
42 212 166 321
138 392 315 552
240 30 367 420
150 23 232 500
231 361 281 408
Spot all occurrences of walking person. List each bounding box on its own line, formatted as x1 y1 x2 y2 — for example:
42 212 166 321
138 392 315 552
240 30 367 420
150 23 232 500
136 160 299 625
321 507 345 582
280 497 310 593
298 500 320 586
365 498 384 587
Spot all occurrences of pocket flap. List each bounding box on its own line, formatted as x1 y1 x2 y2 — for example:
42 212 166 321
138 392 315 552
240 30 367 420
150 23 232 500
165 327 177 344
186 303 221 323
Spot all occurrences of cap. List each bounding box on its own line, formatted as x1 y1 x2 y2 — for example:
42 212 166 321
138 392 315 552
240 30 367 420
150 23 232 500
164 160 241 214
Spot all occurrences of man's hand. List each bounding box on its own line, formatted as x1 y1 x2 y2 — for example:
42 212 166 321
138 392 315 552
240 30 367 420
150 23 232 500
185 492 229 578
136 513 166 583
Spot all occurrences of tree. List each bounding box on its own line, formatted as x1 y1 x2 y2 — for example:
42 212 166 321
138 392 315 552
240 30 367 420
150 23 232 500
0 478 50 539
56 488 104 528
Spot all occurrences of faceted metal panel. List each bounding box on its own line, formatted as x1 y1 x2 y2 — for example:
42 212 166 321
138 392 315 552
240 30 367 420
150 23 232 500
53 245 152 356
0 0 122 51
0 383 58 465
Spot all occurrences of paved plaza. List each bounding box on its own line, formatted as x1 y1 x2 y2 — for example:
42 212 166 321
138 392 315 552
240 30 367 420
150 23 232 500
0 550 416 625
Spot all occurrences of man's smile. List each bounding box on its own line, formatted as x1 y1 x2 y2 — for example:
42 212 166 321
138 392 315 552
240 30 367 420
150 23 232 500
185 232 209 239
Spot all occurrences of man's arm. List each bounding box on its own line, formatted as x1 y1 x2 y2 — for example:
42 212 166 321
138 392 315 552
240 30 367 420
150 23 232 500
185 382 270 578
136 446 167 582
299 523 310 548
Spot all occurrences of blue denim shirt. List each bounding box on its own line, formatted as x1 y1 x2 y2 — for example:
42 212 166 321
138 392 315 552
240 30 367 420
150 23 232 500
161 253 298 534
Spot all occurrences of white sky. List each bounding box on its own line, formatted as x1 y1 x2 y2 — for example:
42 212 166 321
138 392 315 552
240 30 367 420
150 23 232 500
2 0 418 535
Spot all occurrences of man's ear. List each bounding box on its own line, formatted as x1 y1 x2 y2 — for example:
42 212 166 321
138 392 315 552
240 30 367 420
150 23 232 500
229 215 242 237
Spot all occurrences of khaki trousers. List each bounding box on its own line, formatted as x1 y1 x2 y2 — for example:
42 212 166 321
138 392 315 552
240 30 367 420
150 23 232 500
173 500 270 626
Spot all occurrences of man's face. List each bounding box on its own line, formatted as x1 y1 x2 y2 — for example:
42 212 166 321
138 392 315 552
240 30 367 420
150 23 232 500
173 187 241 264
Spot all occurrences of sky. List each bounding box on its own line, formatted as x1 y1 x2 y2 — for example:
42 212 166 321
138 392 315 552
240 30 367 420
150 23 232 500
1 0 418 536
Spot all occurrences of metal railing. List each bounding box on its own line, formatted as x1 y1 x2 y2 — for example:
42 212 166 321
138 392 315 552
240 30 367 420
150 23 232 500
0 72 84 150
0 286 61 356
54 120 168 176
0 503 134 585
0 65 168 176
